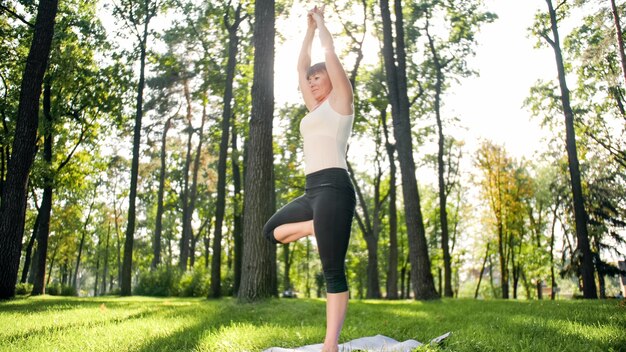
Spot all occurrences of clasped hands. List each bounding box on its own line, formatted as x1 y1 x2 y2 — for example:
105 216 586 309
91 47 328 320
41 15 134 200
307 4 325 29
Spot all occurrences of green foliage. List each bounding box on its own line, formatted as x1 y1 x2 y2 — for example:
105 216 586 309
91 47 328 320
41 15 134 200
14 283 33 295
45 283 77 296
178 268 211 297
133 266 181 297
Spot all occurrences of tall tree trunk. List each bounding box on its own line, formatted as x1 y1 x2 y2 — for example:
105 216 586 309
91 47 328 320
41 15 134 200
179 79 194 271
550 204 558 300
114 195 122 290
212 6 244 298
382 110 398 299
282 243 292 292
204 220 212 269
46 244 57 286
122 8 152 295
232 120 243 295
21 196 41 283
544 0 597 299
511 241 519 299
94 239 100 297
238 0 277 302
610 0 626 87
101 220 110 295
0 0 58 300
73 194 96 290
31 81 53 296
379 0 438 300
61 260 68 286
474 243 490 299
497 223 509 299
348 162 382 299
425 24 453 298
186 103 207 269
152 117 171 270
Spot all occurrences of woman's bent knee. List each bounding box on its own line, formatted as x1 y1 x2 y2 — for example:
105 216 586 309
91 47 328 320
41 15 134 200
324 268 348 293
263 223 282 244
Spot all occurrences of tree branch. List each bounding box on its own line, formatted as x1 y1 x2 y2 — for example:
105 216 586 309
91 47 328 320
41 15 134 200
0 4 34 28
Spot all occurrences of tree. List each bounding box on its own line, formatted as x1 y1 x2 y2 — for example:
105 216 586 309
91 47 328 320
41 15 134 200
418 0 495 298
535 0 597 298
475 141 514 298
238 0 277 301
210 2 247 298
0 0 59 300
382 109 399 299
379 0 438 300
112 0 161 296
152 117 171 269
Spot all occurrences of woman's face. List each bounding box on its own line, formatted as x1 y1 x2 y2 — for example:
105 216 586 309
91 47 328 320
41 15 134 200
307 70 332 102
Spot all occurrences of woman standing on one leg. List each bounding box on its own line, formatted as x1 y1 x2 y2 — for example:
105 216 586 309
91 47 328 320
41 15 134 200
262 5 356 352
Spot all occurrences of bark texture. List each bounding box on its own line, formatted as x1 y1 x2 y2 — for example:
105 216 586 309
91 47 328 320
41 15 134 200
0 0 59 299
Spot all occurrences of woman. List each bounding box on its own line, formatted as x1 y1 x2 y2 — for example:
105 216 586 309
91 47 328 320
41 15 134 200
263 5 356 352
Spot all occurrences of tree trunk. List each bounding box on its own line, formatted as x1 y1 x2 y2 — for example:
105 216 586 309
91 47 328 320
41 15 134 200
238 0 277 302
46 244 57 287
94 239 100 297
187 103 207 269
425 25 453 298
101 220 110 295
21 200 41 284
497 223 509 299
348 162 381 299
179 79 194 271
73 195 95 290
0 0 58 300
282 243 292 292
204 220 212 269
550 204 558 300
152 117 171 270
474 243 490 299
379 0 438 300
212 7 243 297
122 11 151 296
545 0 597 299
114 196 122 290
232 120 243 295
31 81 54 296
610 0 626 87
382 110 398 300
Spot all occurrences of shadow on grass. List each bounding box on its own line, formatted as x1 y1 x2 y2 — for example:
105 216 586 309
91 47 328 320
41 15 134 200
3 304 163 345
0 295 162 313
134 299 318 352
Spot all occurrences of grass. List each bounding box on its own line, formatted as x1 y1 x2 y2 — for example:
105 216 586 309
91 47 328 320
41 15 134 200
0 295 624 351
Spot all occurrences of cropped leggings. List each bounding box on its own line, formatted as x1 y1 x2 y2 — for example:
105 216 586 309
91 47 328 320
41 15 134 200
263 167 356 293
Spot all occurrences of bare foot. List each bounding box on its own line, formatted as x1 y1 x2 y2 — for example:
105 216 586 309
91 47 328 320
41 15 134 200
321 344 338 352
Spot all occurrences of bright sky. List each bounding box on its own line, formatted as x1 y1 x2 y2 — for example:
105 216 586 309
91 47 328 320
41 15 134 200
446 0 555 160
275 0 560 160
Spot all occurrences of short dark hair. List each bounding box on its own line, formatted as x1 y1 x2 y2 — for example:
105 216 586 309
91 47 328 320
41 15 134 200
306 62 326 79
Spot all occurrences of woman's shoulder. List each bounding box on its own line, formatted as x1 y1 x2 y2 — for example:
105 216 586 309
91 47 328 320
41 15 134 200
328 93 353 117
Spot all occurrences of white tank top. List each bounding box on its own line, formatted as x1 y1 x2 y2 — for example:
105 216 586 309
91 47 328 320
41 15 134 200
299 99 354 175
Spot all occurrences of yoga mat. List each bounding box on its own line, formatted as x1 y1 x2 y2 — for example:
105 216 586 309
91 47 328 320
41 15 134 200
263 332 451 352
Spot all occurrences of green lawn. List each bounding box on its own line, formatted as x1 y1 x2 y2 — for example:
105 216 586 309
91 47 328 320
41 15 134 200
0 295 624 351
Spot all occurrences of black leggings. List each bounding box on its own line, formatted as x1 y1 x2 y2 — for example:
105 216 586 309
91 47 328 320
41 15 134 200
263 167 356 293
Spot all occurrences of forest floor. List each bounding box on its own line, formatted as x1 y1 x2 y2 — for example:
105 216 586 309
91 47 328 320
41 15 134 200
0 295 624 351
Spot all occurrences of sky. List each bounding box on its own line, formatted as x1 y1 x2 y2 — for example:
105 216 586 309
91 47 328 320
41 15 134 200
274 0 560 160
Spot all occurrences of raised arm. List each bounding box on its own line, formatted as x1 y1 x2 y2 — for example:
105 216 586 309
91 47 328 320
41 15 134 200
311 7 353 115
298 14 318 111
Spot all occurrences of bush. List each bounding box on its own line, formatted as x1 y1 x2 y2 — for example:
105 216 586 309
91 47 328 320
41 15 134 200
45 283 77 296
134 266 181 297
178 268 210 297
15 283 33 295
